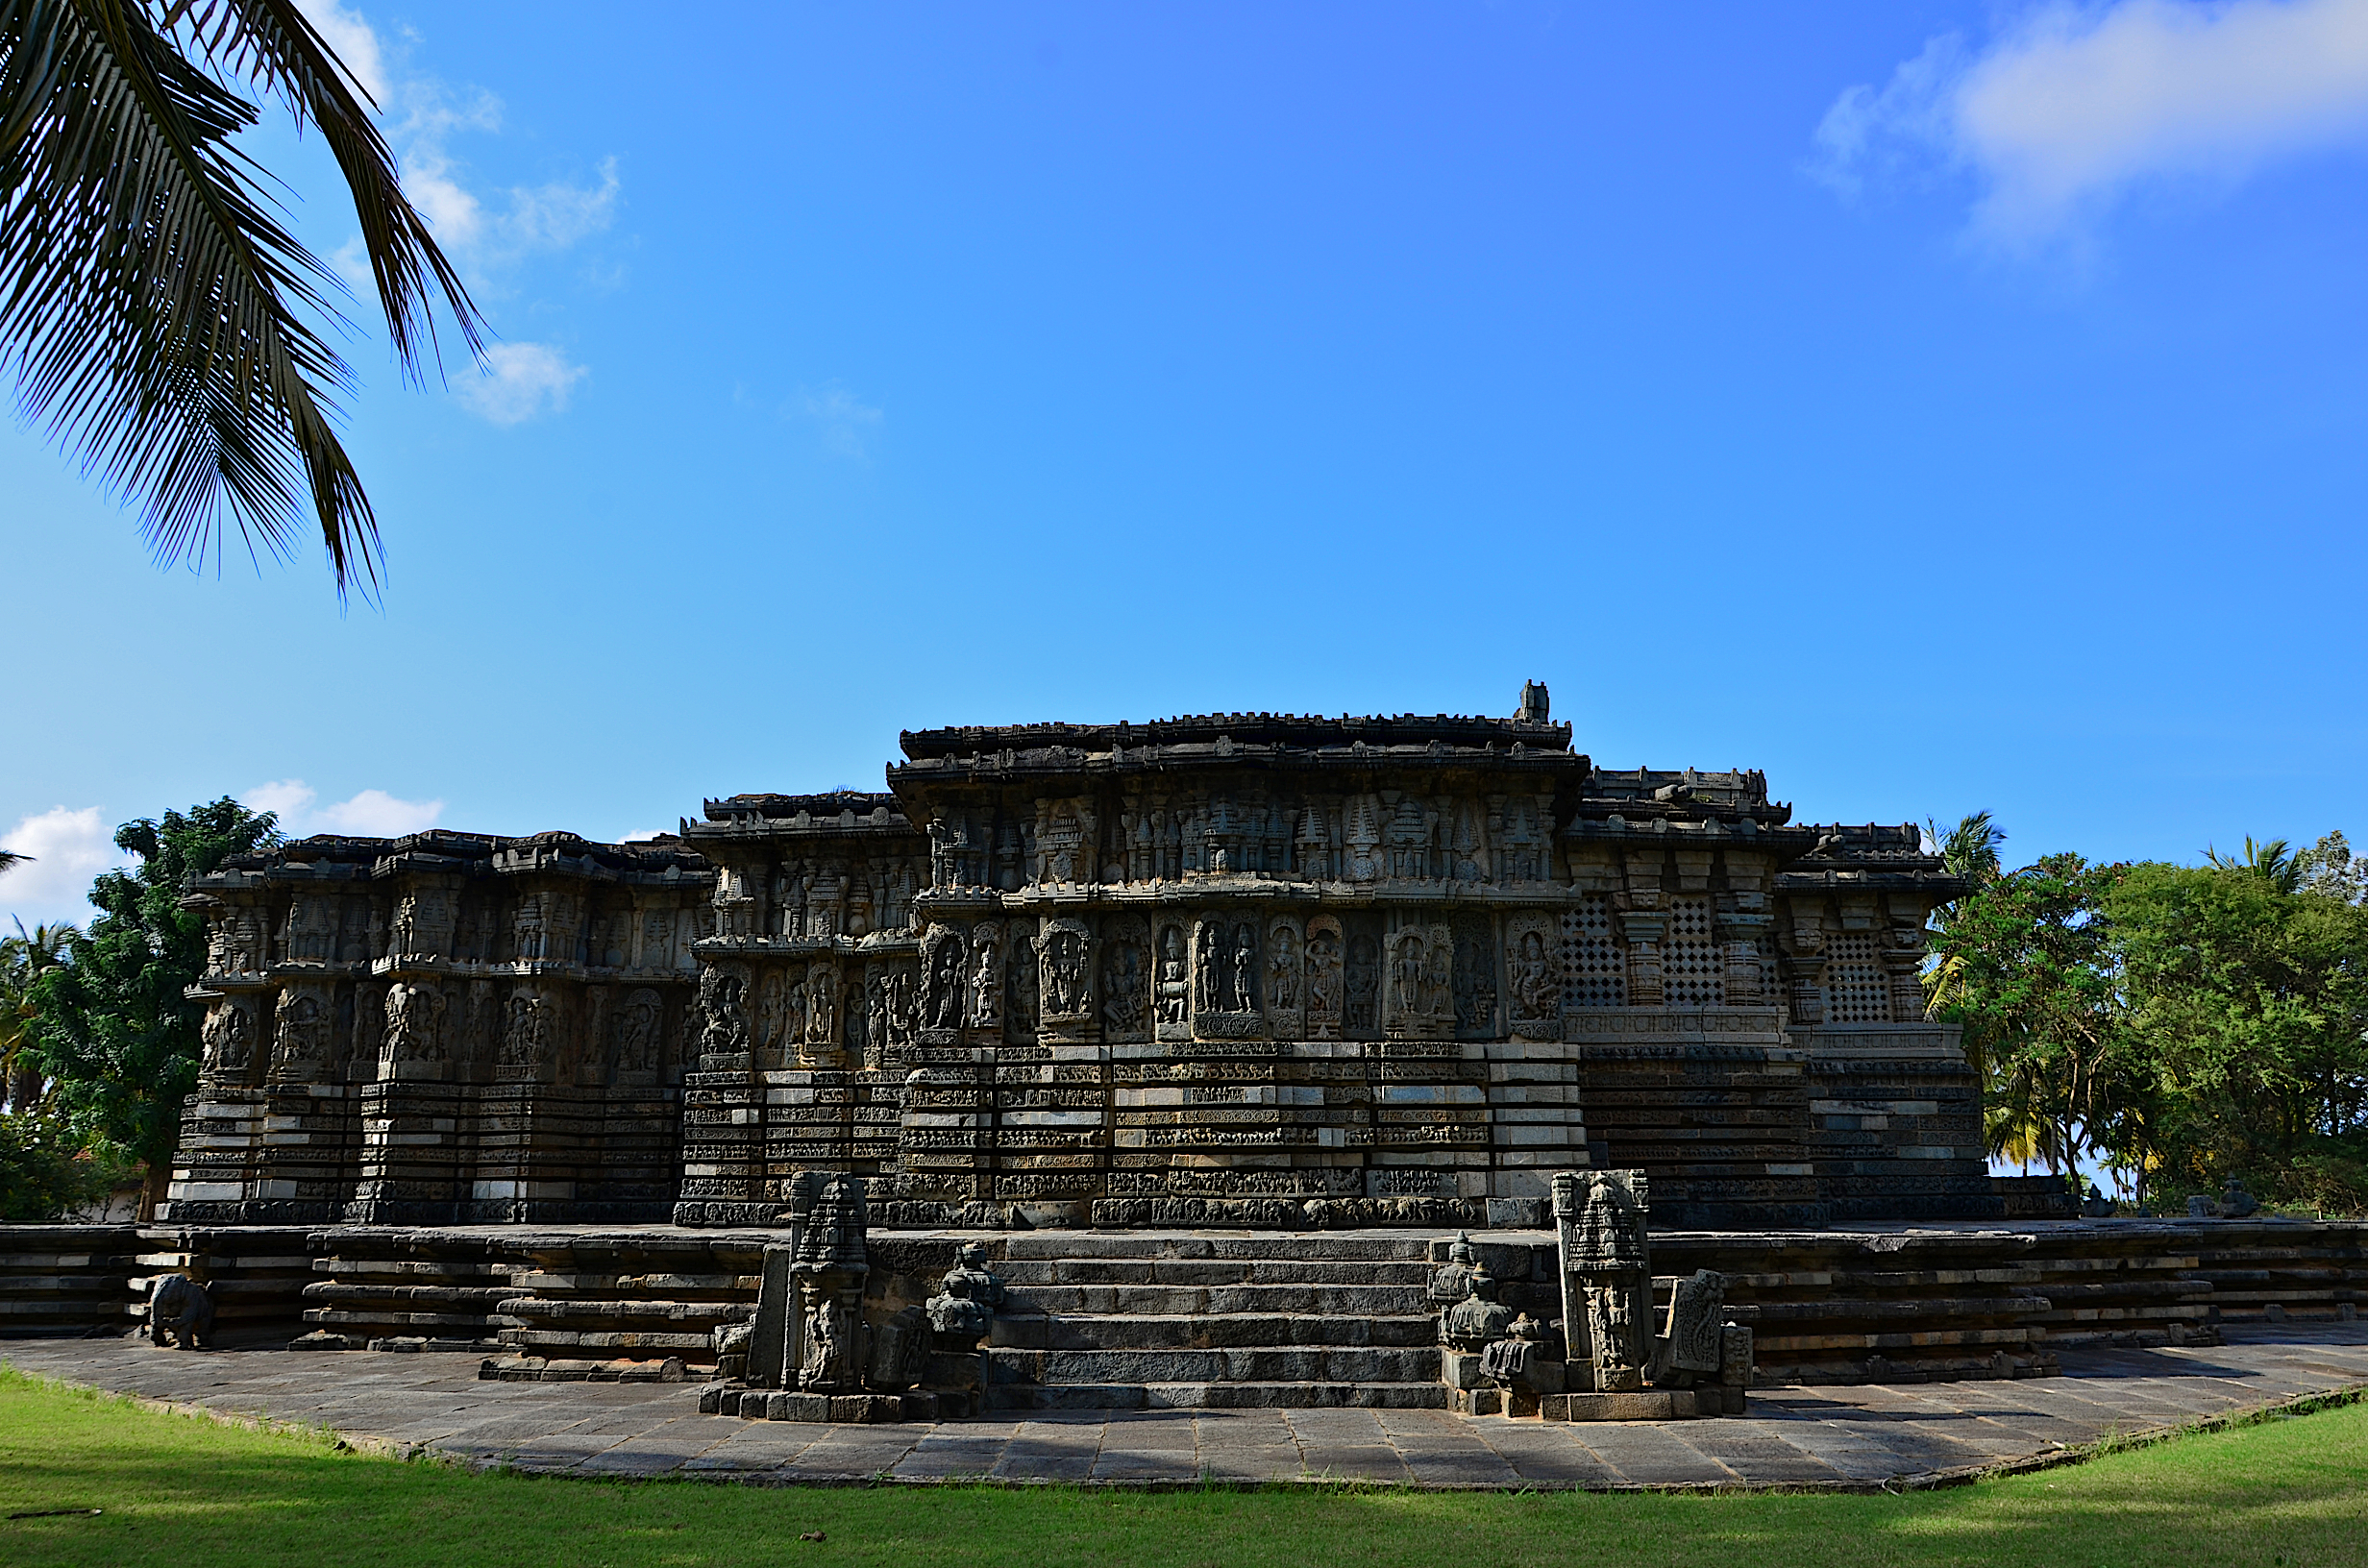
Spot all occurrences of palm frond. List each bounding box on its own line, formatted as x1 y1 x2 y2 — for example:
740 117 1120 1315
0 0 482 596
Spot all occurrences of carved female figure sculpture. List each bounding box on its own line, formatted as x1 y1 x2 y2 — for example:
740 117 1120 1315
926 936 964 1029
1226 922 1258 1012
1194 923 1223 1014
1266 923 1299 1013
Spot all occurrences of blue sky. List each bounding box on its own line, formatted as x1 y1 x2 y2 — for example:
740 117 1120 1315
8 0 2368 926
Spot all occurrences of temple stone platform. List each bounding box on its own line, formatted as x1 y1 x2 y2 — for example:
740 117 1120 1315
6 1218 2362 1411
6 1324 2365 1489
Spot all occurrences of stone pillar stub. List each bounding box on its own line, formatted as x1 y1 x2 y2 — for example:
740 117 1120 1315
749 1237 800 1389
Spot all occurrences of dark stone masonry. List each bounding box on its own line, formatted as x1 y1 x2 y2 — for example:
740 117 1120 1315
158 686 1994 1234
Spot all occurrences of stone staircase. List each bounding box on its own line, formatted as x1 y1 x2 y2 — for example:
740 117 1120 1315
984 1233 1448 1409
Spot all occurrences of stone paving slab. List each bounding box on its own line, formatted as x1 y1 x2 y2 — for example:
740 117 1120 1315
5 1325 2364 1491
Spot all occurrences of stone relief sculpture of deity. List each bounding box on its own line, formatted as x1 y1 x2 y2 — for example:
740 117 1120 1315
1304 919 1344 1038
272 990 331 1073
864 972 892 1066
271 994 331 1080
1265 919 1300 1016
967 925 1001 1030
1039 922 1089 1017
803 962 837 1051
1505 918 1559 1030
383 982 451 1066
1004 927 1038 1041
616 988 664 1074
753 970 786 1055
203 1001 255 1074
698 969 751 1057
1102 927 1147 1039
1226 921 1258 1013
924 930 965 1030
1155 924 1190 1027
1452 916 1497 1038
1392 931 1427 1018
1193 922 1224 1015
1344 931 1379 1036
501 991 552 1069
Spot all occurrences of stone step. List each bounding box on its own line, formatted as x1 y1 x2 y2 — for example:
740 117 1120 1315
985 1380 1452 1411
1000 1283 1432 1316
990 1259 1433 1286
993 1311 1441 1351
993 1233 1436 1263
992 1345 1440 1384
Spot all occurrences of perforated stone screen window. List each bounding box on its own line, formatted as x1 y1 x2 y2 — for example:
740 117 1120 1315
1664 895 1725 1008
1560 898 1626 1009
1823 930 1891 1023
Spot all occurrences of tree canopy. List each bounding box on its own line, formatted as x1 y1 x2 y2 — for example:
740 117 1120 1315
1926 819 2368 1213
25 796 278 1212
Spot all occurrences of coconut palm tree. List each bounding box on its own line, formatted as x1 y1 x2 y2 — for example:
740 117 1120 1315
2 917 78 1112
2 0 483 595
2205 836 2304 894
1922 810 2006 1021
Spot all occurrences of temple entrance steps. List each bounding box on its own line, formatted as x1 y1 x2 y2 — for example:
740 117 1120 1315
981 1233 1450 1410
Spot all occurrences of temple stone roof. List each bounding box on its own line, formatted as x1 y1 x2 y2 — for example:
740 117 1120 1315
898 711 1576 763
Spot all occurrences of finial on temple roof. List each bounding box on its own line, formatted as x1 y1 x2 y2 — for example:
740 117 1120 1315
1517 680 1550 725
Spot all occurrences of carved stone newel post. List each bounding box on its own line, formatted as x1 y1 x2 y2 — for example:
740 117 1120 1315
1553 1168 1653 1393
789 1172 869 1393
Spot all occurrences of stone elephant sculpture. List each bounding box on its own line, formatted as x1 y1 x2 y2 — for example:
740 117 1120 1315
145 1274 214 1351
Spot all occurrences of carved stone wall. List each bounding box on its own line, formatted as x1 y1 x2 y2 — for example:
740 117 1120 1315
161 831 711 1225
163 696 1997 1229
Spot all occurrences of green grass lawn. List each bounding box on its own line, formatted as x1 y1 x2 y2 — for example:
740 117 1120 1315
2 1365 2363 1568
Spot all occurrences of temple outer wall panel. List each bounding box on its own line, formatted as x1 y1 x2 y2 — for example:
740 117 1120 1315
163 705 2002 1230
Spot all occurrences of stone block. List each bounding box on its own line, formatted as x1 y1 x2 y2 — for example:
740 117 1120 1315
1542 1389 1699 1422
1443 1350 1485 1389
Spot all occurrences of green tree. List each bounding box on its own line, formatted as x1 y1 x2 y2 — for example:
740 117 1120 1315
2 0 483 594
1925 850 2124 1189
2109 858 2368 1212
2299 830 2368 906
26 798 278 1214
2 918 79 1112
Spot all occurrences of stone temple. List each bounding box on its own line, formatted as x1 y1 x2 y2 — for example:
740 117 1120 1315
160 686 1995 1233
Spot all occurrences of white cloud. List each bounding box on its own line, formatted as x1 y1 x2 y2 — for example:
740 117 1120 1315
0 807 126 927
616 828 667 843
244 778 319 822
313 790 446 836
1813 0 2368 244
456 341 588 425
788 384 885 459
242 781 445 839
294 0 389 103
306 6 619 277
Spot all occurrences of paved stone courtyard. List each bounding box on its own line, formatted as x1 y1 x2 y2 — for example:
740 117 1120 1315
6 1325 2366 1489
